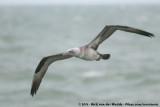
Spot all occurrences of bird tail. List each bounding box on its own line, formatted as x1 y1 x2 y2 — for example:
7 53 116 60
100 54 110 60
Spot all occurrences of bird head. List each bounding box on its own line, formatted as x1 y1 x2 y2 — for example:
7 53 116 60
63 48 80 56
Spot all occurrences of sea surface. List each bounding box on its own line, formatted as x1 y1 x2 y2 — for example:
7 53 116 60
0 5 160 107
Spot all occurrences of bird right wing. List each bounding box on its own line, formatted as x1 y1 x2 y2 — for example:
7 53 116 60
30 53 72 96
87 25 154 50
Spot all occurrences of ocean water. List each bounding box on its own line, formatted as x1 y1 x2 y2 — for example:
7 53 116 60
0 5 160 107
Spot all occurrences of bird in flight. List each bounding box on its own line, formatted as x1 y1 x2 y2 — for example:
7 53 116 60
30 25 154 96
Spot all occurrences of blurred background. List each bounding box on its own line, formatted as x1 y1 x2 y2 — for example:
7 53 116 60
0 0 160 107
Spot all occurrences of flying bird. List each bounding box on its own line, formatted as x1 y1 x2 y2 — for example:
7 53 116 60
31 25 154 96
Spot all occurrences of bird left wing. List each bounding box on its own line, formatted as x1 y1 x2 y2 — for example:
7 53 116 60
30 53 72 96
87 25 154 50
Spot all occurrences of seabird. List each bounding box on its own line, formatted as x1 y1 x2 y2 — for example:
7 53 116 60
30 25 154 96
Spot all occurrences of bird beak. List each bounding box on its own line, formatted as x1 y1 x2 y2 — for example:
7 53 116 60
63 52 70 55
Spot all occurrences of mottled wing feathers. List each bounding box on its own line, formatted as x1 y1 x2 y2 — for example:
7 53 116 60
31 53 72 96
87 25 154 50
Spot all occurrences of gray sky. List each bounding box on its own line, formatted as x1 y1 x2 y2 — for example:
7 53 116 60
0 0 159 5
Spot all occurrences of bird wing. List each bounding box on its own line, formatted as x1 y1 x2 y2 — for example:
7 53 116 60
87 25 154 50
30 53 72 96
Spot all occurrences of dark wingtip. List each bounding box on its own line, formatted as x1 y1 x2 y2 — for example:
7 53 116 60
143 32 155 38
30 80 37 97
30 88 36 97
145 31 155 38
30 87 36 97
149 33 155 38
